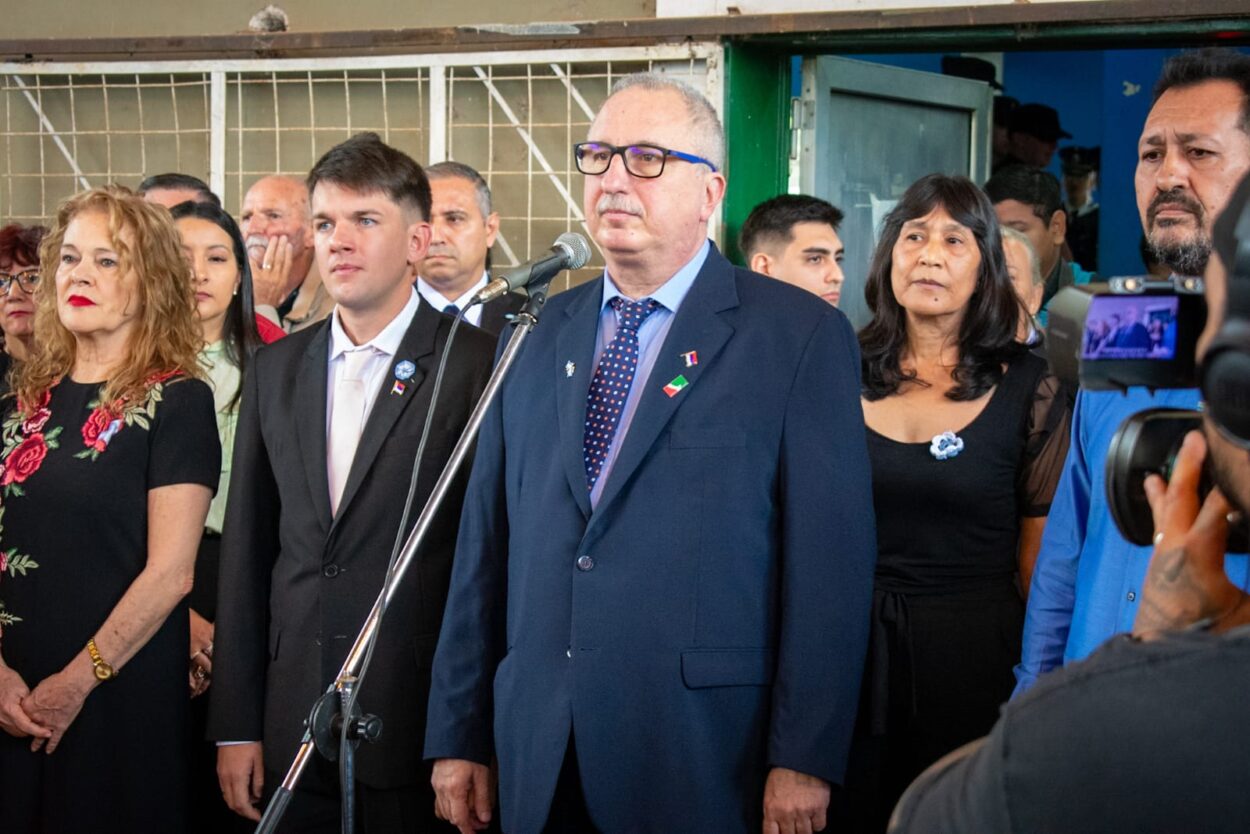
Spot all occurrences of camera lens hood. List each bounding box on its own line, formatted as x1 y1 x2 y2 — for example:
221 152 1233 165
1105 408 1203 546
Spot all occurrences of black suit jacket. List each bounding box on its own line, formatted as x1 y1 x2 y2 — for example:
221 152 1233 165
208 300 496 789
477 290 527 337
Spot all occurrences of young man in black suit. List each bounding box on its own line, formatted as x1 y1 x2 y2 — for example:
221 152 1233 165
209 132 496 831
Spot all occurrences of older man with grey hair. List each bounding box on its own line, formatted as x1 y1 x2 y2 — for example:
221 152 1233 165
241 174 335 332
1002 226 1045 346
425 72 875 834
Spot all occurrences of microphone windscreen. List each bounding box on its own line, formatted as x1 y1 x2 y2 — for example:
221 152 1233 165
555 232 592 270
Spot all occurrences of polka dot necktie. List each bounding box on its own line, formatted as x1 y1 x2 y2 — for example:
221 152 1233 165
583 296 661 491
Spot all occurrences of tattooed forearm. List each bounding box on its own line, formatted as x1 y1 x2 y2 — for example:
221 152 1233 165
1135 547 1220 632
1135 547 1240 634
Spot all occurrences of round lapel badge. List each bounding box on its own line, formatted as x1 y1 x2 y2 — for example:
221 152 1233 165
395 360 416 381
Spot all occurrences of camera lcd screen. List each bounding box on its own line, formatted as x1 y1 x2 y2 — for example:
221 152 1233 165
1081 295 1179 361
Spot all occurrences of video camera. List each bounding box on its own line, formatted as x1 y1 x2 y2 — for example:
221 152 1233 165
1047 276 1206 394
1048 277 1226 548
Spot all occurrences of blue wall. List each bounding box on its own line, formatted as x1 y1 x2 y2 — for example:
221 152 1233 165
1001 51 1104 184
841 48 1250 277
1096 49 1184 277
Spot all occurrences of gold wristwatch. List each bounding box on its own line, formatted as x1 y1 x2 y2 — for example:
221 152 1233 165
86 638 117 681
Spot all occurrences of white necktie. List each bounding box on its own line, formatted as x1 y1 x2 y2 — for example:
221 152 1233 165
328 348 373 516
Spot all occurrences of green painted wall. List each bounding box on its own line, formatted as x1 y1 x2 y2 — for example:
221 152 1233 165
722 43 789 266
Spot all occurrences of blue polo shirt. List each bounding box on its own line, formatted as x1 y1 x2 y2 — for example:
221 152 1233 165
1014 386 1250 695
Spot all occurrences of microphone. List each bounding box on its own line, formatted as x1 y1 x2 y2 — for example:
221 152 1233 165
471 232 591 305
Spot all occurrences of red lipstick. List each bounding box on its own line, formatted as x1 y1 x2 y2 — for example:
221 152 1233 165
67 295 96 307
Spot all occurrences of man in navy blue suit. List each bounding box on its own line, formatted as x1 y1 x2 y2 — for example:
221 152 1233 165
425 73 877 834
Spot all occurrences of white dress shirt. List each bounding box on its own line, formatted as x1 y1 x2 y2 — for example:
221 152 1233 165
325 289 422 505
416 273 488 327
220 289 422 746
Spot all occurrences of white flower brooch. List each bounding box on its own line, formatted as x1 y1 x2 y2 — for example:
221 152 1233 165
929 430 965 461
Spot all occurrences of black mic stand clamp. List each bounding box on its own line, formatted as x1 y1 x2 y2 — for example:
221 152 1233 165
307 677 383 764
306 676 382 834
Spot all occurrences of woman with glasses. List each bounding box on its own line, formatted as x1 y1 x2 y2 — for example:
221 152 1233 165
0 187 220 833
171 199 278 833
0 224 48 371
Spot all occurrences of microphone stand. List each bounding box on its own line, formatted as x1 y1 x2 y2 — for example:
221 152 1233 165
256 281 553 834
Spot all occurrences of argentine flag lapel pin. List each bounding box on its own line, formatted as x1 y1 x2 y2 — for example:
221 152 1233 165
392 359 416 396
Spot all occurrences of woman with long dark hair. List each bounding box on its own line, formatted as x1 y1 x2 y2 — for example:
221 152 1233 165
844 174 1071 831
171 200 279 833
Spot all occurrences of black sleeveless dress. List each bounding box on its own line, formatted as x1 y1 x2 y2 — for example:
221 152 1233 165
841 352 1070 832
0 375 219 833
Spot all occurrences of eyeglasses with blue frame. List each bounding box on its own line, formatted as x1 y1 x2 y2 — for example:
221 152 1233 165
573 142 718 179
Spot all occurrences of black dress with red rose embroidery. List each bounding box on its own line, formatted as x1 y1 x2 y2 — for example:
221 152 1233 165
0 374 219 834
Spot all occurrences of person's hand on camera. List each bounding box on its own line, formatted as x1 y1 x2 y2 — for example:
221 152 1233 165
1133 430 1250 635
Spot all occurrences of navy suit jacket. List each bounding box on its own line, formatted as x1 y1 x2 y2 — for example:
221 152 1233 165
425 245 876 833
1113 321 1151 350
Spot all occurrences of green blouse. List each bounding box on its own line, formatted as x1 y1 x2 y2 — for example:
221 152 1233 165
199 340 241 534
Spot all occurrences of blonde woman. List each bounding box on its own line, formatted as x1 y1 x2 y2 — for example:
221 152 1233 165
0 187 220 832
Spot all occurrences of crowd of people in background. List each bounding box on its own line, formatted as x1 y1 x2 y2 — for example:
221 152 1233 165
0 44 1246 834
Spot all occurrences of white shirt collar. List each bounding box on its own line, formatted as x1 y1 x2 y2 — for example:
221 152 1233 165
329 289 421 361
415 273 489 312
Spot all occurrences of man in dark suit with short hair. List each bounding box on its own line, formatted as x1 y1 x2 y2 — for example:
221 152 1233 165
418 161 526 336
1112 305 1153 351
426 73 876 834
209 132 496 832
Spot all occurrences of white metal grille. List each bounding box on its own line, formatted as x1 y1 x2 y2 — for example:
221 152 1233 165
1 46 721 290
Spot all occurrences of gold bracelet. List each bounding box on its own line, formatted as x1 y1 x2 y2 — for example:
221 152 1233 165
86 638 117 681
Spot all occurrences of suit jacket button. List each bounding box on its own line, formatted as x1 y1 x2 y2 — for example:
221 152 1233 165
576 555 594 571
323 564 340 578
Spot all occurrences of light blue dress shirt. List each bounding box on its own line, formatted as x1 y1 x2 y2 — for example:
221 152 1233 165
588 239 709 509
1013 385 1250 695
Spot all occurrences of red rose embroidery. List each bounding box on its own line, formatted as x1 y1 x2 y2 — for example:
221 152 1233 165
0 550 6 573
146 369 179 387
2 434 48 486
81 407 115 452
21 409 50 435
15 390 51 415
